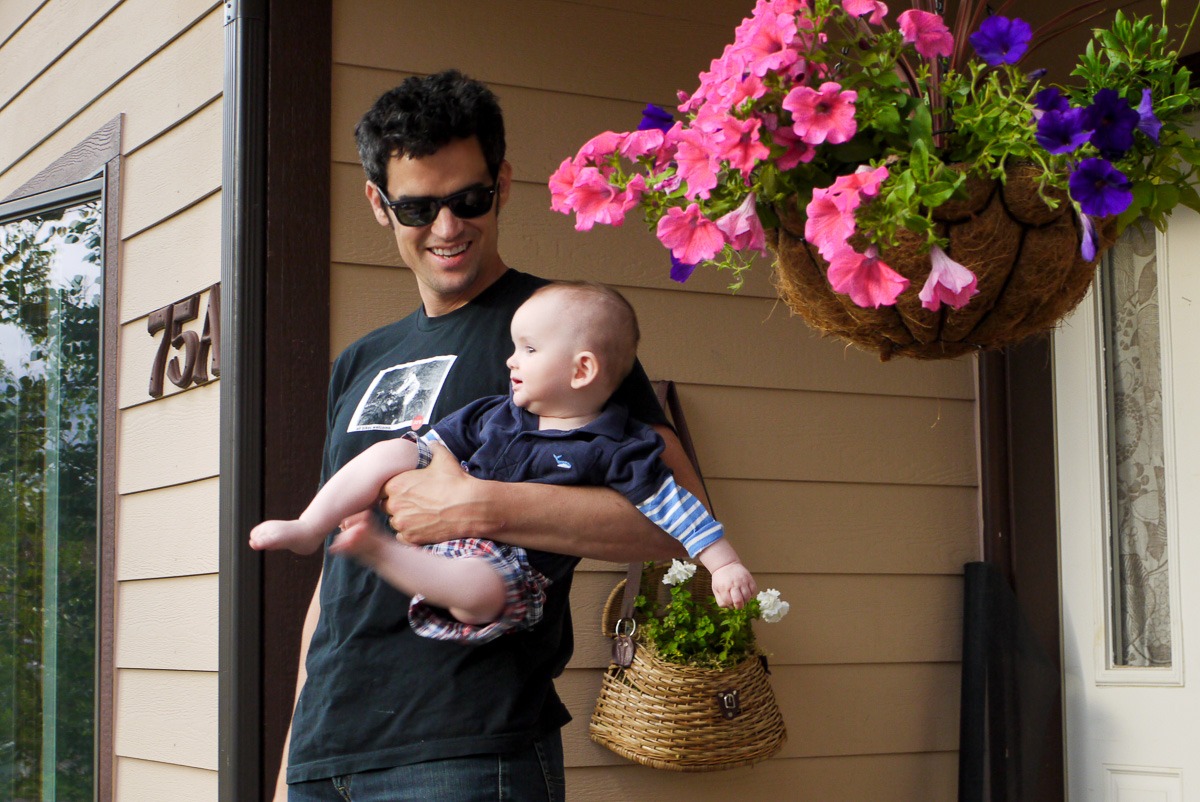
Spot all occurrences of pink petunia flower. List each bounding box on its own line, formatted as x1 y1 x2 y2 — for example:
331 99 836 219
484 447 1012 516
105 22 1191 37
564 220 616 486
918 246 978 310
672 127 722 199
617 129 666 160
657 204 726 264
567 168 640 230
573 131 625 167
826 244 910 307
805 185 860 259
843 0 888 25
731 2 800 78
897 9 953 59
768 123 817 170
783 82 858 145
548 158 580 214
716 193 767 252
713 116 771 178
833 164 890 199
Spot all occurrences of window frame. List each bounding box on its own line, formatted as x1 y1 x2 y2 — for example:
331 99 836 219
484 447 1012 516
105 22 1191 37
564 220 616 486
0 116 121 802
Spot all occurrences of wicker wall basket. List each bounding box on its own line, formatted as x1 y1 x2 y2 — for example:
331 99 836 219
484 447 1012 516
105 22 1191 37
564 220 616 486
766 164 1118 361
589 574 787 772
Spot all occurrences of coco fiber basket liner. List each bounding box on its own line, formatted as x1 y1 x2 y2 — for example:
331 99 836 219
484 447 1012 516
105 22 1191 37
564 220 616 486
767 164 1118 360
589 572 787 772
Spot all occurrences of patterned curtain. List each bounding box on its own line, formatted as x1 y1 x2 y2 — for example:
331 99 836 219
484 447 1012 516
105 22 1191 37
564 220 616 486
1101 219 1171 667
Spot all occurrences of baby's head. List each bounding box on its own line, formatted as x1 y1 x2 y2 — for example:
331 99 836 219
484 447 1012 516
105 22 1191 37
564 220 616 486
507 282 640 417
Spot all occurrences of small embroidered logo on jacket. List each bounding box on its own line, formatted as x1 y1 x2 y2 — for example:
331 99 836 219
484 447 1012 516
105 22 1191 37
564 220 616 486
553 454 572 469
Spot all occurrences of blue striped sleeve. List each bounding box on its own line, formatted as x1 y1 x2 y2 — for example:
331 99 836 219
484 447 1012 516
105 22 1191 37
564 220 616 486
636 476 724 558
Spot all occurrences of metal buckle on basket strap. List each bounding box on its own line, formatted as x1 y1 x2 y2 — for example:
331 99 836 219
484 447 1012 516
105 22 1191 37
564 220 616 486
716 688 742 720
612 617 637 668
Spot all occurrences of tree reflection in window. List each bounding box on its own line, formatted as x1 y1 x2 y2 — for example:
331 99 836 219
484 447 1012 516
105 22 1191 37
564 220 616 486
0 198 101 800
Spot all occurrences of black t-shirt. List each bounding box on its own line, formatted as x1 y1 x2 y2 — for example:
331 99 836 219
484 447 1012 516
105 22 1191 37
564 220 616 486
288 269 666 782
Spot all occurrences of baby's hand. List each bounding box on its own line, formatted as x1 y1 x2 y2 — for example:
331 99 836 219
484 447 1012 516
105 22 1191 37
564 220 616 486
711 562 758 609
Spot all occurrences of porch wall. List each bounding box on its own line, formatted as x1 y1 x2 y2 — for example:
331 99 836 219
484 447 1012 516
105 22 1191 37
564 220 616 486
330 1 980 799
0 1 224 797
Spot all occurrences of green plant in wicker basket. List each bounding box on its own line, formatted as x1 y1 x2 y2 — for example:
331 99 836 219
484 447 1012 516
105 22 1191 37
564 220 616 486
635 559 790 669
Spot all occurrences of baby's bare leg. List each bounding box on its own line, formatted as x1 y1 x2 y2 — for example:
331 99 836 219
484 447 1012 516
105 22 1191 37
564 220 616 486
249 438 420 554
331 511 506 624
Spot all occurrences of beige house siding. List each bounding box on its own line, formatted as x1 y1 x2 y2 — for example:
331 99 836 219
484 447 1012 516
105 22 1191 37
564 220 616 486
331 1 979 799
0 1 224 796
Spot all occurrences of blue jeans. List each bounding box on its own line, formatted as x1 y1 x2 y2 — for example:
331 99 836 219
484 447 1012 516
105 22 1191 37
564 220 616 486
287 732 566 802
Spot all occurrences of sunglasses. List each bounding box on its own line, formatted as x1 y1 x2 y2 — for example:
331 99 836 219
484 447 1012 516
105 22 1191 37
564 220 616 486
379 181 499 227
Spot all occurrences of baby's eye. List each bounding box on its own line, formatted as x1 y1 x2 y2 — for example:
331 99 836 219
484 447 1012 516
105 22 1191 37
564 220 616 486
525 346 535 354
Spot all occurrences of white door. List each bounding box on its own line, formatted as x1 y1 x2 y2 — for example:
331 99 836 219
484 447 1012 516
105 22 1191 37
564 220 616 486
1055 212 1200 801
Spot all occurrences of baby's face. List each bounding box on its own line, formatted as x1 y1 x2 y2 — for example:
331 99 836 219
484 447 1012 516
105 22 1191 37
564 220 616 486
506 293 582 415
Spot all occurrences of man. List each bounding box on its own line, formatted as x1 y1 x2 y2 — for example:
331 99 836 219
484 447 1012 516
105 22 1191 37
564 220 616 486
278 70 697 801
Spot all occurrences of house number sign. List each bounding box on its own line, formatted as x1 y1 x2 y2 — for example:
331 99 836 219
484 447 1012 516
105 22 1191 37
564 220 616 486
147 283 220 398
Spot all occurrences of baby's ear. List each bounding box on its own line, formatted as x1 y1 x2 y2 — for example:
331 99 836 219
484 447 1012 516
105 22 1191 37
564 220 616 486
571 351 600 389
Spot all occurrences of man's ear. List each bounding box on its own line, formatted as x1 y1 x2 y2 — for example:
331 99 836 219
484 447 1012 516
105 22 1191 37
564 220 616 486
365 181 394 228
496 161 514 211
570 351 600 390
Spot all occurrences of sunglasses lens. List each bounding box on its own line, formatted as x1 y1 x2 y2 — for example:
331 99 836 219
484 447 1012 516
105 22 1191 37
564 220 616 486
447 187 495 219
392 201 438 227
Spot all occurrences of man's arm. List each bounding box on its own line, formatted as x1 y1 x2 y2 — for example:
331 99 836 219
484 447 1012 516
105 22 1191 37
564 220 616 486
272 573 322 801
381 424 697 561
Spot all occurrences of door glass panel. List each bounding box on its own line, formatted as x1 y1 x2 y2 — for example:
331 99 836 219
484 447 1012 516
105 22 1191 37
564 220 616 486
1099 219 1171 668
0 199 101 799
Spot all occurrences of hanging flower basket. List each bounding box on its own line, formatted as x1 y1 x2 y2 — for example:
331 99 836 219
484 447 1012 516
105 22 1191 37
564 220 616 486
549 2 1200 361
768 163 1118 360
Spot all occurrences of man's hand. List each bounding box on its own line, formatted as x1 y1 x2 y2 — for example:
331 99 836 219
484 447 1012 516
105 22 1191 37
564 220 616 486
380 442 504 545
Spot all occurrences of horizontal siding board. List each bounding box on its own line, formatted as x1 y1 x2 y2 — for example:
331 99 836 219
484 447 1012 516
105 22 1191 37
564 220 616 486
0 0 218 181
568 572 964 668
566 752 958 802
117 382 219 494
708 479 979 573
116 574 219 671
0 0 121 112
0 7 223 198
118 285 220 406
327 256 975 400
114 668 218 770
115 757 218 802
679 384 977 486
558 661 960 765
545 0 751 26
120 191 222 323
333 0 731 104
119 97 222 237
0 0 46 48
117 478 220 579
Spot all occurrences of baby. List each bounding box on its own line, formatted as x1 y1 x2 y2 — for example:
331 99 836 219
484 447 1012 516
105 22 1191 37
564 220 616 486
250 281 756 643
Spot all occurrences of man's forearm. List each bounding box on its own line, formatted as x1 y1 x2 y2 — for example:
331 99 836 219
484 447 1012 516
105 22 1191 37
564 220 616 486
473 479 687 561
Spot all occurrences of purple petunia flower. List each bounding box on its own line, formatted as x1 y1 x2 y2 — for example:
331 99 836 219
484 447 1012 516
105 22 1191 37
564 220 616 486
969 16 1033 66
1035 87 1070 114
1037 108 1091 154
1069 157 1133 217
1137 88 1162 143
670 253 698 283
638 103 676 132
1084 89 1139 158
1078 213 1097 261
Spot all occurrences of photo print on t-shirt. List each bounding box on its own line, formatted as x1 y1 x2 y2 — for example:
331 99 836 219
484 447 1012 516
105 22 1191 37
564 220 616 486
347 355 457 432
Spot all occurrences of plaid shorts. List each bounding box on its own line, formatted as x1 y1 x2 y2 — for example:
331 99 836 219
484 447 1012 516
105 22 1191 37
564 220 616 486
408 538 550 644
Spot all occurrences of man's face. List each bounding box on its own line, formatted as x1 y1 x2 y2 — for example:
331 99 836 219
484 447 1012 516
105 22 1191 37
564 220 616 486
365 137 511 316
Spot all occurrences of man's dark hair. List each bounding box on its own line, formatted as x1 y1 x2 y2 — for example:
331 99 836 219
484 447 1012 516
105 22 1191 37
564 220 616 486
355 69 506 193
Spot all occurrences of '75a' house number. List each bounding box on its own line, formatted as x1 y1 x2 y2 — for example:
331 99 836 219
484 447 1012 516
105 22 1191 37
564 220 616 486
147 283 220 398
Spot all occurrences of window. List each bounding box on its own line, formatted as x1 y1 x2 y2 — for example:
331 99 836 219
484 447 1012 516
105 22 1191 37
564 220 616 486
0 180 104 800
